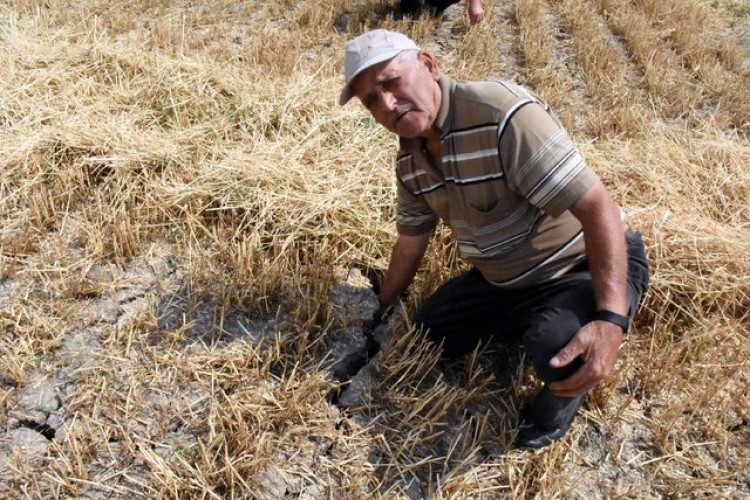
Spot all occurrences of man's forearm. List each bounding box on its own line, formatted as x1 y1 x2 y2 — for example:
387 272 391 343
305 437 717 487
570 181 628 315
584 222 627 315
378 233 430 311
549 180 629 396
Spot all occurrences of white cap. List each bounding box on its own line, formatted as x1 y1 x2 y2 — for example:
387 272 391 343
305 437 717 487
339 29 420 105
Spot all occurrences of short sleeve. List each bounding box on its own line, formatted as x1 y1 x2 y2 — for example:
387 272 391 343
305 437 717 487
498 102 598 217
395 177 439 236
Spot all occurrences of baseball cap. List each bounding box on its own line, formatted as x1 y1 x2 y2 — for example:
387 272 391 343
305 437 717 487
339 29 420 105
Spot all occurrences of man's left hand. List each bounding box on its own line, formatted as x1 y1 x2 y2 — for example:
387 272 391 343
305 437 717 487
548 321 623 397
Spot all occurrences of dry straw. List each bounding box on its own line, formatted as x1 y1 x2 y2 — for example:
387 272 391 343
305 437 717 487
1 0 749 497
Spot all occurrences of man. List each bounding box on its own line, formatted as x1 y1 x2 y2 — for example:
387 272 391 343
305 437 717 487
339 29 649 449
401 0 485 25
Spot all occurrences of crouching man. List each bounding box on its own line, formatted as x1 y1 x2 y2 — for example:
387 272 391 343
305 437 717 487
339 29 649 448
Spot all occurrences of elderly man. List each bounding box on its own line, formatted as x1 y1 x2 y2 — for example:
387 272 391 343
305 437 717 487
339 29 649 449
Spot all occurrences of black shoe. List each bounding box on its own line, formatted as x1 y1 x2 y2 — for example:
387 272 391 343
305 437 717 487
515 390 586 449
516 421 568 449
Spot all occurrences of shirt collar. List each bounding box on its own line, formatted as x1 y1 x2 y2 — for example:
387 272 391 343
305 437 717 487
434 75 454 134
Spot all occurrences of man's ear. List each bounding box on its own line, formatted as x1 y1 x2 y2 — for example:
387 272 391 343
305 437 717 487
418 51 441 80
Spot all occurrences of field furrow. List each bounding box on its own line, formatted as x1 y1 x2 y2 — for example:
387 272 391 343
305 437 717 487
596 0 705 123
553 0 654 138
634 0 750 130
511 0 592 136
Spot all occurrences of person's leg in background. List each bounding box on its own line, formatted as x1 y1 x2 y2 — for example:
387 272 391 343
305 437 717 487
425 0 462 14
400 0 462 17
400 0 423 15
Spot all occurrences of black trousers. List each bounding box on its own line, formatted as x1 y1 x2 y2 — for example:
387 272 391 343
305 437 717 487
401 0 462 15
414 230 650 385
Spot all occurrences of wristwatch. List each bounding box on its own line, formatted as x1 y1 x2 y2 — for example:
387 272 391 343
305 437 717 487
593 310 630 333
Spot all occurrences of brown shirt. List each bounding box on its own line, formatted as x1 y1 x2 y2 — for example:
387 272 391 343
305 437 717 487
395 77 598 288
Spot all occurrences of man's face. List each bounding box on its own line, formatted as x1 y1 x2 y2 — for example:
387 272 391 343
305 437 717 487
351 51 441 139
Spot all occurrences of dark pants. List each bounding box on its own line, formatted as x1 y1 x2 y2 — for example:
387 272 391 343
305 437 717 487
401 0 461 15
415 230 650 390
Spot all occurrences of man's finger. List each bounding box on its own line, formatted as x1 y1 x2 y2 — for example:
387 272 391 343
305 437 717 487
549 367 594 397
549 336 584 368
550 378 591 397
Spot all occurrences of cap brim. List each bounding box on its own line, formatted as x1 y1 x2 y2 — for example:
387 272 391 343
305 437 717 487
338 85 356 106
339 49 403 105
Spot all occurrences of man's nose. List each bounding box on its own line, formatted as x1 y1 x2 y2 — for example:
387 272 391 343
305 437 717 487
380 91 397 111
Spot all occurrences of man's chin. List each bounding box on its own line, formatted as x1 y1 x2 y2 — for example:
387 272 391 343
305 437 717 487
394 119 427 139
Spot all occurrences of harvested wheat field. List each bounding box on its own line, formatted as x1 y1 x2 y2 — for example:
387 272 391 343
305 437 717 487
1 0 748 498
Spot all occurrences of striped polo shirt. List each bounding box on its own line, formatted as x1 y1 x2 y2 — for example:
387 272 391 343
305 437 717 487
395 77 598 288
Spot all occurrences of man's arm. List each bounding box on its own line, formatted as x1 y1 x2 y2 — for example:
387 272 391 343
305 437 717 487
549 180 628 397
378 233 431 314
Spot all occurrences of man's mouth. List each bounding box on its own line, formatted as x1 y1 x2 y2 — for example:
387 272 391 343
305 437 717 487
393 107 411 126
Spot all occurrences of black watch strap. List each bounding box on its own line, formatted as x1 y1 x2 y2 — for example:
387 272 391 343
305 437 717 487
593 310 630 333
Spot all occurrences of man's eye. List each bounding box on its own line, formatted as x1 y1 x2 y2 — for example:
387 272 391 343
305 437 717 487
383 77 398 89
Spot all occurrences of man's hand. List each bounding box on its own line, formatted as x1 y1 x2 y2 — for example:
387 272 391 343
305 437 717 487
365 302 392 334
467 0 484 25
548 320 623 397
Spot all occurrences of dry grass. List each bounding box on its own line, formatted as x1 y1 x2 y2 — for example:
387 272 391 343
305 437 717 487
513 0 570 108
1 0 749 498
555 0 652 138
596 0 705 121
636 0 750 130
